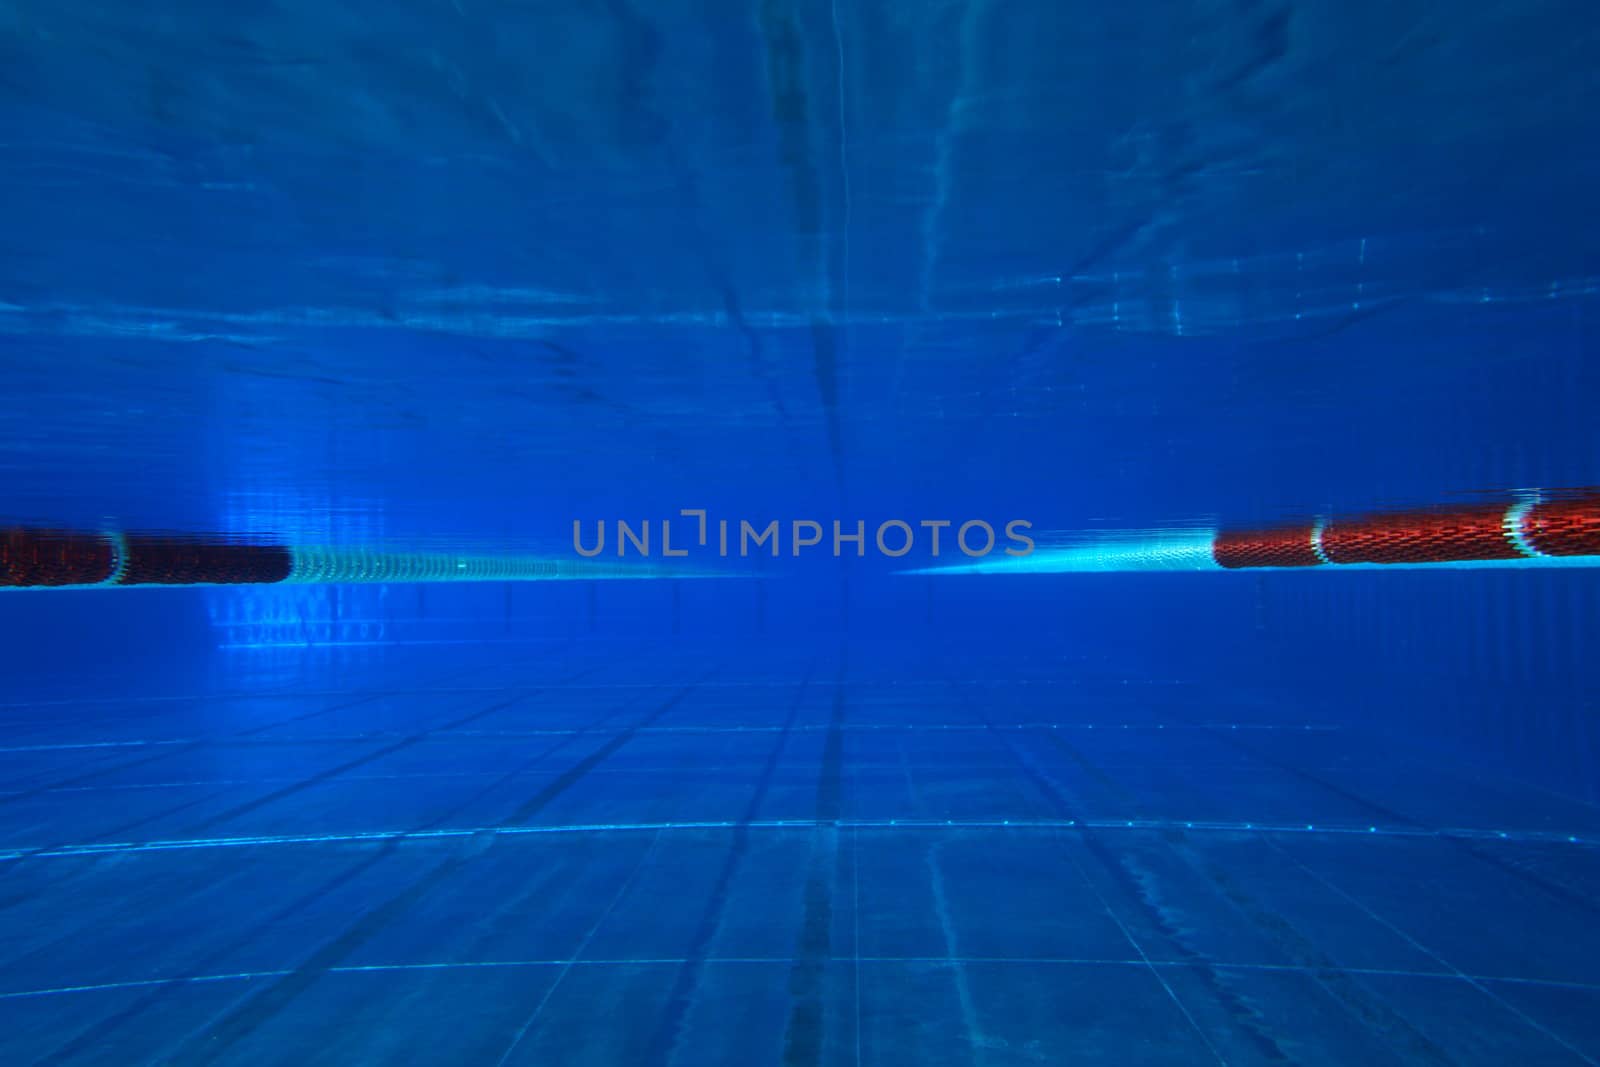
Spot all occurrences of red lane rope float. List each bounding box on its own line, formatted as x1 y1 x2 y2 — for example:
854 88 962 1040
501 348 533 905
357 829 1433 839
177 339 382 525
1212 527 1322 569
0 529 115 586
1523 495 1600 557
1320 504 1520 565
1213 491 1600 569
0 530 291 587
118 537 293 586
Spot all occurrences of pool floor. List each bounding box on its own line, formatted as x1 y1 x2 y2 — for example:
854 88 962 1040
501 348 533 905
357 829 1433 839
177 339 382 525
1 639 1597 1065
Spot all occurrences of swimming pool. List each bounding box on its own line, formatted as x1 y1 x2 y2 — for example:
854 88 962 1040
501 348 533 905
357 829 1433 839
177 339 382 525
2 2 1599 1063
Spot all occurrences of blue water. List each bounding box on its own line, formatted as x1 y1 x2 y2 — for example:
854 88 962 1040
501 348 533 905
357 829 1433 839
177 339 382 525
3 3 1600 1063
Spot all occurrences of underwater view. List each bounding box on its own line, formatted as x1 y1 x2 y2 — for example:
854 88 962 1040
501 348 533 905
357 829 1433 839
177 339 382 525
2 1 1599 1063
